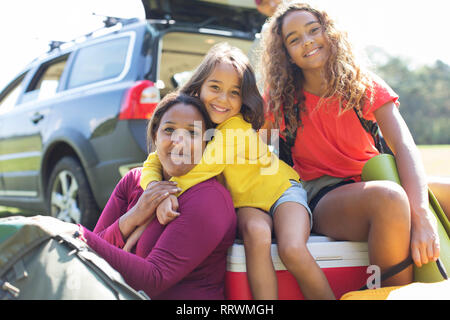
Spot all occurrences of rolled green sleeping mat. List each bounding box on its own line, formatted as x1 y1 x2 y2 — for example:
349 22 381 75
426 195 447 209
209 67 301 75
362 154 450 283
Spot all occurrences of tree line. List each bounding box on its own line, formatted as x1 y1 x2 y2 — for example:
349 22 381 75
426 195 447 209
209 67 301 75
368 48 450 145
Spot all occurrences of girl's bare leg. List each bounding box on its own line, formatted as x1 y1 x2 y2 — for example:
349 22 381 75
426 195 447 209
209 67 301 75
274 202 335 300
237 207 277 300
313 180 413 287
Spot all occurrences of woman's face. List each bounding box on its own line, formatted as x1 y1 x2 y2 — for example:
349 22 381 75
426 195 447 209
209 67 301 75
155 103 206 179
281 10 330 72
199 61 242 125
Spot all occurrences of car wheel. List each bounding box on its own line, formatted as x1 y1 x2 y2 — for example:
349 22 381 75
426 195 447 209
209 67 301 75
46 156 99 229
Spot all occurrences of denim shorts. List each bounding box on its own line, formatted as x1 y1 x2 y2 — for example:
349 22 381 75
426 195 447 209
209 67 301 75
269 180 313 230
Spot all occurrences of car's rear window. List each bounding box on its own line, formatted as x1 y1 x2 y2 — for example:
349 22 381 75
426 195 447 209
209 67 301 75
67 36 130 89
158 32 253 98
21 56 69 103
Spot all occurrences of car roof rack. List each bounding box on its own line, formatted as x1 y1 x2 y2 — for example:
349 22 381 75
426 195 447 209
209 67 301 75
101 15 139 28
48 40 67 52
46 15 139 53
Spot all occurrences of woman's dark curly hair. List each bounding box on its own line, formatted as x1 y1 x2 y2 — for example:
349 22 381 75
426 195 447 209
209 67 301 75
261 2 373 136
179 42 265 130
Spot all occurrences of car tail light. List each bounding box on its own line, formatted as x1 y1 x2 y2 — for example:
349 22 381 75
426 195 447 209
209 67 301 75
119 80 160 120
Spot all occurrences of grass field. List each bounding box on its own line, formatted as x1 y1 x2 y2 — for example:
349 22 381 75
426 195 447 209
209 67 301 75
418 145 450 177
0 145 449 218
0 205 28 219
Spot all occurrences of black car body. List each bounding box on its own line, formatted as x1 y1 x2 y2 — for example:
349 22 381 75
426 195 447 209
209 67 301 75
0 0 264 228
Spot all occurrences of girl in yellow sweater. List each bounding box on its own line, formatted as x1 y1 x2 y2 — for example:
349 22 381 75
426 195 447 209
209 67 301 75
139 43 334 300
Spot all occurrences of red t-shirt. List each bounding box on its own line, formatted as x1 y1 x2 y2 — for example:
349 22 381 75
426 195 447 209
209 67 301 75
266 75 400 181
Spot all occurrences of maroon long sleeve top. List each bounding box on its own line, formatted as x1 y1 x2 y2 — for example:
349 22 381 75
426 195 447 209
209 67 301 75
81 168 236 300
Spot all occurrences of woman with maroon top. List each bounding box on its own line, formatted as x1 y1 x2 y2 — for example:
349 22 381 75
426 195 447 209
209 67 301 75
78 92 237 300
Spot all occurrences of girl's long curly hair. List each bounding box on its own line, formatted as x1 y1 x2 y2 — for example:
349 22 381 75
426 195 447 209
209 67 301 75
261 2 373 136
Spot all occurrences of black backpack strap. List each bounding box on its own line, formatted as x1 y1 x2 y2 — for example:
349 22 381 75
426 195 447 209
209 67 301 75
359 257 448 291
278 102 300 166
359 256 412 290
353 107 385 153
436 258 449 280
282 102 299 147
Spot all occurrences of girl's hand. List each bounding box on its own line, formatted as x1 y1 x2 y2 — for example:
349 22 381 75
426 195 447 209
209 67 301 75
156 195 180 225
411 208 440 267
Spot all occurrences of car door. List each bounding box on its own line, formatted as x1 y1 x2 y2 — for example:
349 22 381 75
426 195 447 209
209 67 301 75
0 71 30 197
0 55 69 199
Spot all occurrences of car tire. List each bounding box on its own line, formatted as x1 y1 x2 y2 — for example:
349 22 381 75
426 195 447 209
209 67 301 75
46 156 99 229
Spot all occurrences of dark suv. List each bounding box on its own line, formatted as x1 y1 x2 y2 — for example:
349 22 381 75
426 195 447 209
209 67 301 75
0 0 264 228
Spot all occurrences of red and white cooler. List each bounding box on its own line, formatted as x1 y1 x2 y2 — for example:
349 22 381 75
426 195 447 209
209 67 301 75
225 235 370 300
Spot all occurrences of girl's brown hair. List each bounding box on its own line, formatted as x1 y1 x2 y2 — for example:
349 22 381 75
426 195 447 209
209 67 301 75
147 92 214 152
179 42 265 130
261 2 373 135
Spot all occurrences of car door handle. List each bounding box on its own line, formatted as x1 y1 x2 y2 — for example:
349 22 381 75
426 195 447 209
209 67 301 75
30 112 44 124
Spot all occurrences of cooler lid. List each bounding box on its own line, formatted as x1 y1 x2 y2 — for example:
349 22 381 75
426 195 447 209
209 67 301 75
227 237 370 271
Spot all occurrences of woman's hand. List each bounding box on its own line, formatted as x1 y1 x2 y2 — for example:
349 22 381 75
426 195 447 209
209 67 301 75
122 194 180 251
30 215 79 236
119 181 180 239
123 217 154 252
411 208 440 267
156 195 180 225
132 181 181 226
123 190 181 251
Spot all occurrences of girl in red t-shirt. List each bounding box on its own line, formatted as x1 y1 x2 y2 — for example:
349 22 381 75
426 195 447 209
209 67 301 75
260 2 445 286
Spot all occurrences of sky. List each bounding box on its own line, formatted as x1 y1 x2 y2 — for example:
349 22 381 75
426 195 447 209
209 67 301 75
0 0 449 91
